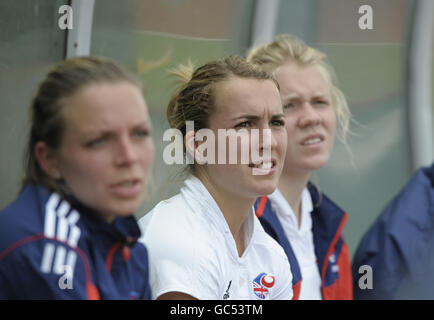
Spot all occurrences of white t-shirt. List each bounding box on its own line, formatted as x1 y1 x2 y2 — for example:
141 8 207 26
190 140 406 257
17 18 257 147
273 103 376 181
268 188 322 300
139 175 293 300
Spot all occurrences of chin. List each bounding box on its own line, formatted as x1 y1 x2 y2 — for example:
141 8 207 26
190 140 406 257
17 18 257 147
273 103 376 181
106 200 142 218
307 157 329 171
287 156 330 174
252 180 278 197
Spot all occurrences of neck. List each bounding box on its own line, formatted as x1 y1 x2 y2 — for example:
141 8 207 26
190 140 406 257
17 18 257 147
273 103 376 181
278 171 310 228
196 170 253 257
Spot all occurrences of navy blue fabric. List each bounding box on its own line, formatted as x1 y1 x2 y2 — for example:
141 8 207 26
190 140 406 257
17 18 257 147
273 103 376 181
352 163 434 299
254 197 302 287
309 184 346 287
254 185 347 290
0 184 151 299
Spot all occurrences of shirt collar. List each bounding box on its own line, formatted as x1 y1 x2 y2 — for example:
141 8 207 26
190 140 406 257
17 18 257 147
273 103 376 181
269 187 314 233
181 175 256 258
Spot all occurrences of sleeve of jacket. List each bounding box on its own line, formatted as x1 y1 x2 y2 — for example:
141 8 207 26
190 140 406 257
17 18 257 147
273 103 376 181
0 237 93 299
352 220 406 300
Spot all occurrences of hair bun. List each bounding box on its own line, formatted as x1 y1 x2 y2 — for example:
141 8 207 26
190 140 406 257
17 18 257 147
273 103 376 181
168 59 195 88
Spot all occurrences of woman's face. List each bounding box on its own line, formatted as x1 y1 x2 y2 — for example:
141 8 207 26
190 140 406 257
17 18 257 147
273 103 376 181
201 77 287 200
274 63 336 176
55 82 154 222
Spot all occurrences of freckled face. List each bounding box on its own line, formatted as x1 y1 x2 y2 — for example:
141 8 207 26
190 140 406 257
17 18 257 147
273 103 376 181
274 64 336 175
55 82 154 222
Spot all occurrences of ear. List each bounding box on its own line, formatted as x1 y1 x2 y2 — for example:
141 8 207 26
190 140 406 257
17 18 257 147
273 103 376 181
185 130 207 164
184 130 197 162
34 141 61 179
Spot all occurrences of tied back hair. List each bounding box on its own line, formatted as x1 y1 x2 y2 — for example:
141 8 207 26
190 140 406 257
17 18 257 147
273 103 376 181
166 55 279 136
165 55 279 175
22 56 142 195
166 59 196 133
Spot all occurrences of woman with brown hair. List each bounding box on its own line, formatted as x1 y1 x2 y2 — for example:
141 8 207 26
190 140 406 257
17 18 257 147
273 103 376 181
0 56 154 299
140 55 293 300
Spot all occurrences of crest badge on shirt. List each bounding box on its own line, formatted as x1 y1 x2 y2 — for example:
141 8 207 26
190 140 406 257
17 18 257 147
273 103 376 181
252 272 275 299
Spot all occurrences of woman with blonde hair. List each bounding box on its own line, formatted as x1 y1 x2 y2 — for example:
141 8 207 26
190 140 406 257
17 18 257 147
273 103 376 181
139 55 293 300
247 34 353 300
0 56 154 299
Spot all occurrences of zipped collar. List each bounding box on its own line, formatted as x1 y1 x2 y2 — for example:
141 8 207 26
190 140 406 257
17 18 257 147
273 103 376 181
308 184 346 251
308 183 347 284
255 184 347 283
62 192 141 244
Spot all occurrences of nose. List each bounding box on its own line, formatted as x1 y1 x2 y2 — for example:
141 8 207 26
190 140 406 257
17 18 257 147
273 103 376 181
114 136 138 167
259 127 278 155
298 102 321 128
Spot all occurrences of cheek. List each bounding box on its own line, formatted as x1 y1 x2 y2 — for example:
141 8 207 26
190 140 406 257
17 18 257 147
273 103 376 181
59 150 109 188
323 105 336 126
141 140 155 168
216 131 250 163
284 120 297 147
277 130 288 151
284 114 297 133
325 111 337 142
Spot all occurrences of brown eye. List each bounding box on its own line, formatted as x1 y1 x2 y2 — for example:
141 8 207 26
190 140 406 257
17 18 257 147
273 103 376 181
271 119 285 127
86 137 105 148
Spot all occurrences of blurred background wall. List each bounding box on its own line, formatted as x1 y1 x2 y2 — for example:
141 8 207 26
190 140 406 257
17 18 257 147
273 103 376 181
1 0 433 258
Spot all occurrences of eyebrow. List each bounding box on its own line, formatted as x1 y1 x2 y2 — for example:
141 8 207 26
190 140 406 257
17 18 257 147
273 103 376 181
81 121 151 136
232 115 259 121
232 113 285 121
282 91 329 101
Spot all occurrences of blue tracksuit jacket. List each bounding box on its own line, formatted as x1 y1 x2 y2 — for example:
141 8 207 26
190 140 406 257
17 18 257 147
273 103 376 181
0 184 151 299
352 163 434 299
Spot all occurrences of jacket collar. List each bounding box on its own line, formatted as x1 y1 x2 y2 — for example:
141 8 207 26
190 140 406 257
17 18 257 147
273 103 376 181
256 184 347 272
61 191 141 244
308 183 347 276
255 196 303 284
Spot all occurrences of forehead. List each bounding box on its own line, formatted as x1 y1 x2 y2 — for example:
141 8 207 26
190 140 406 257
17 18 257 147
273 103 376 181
213 77 281 115
274 64 331 98
61 82 149 131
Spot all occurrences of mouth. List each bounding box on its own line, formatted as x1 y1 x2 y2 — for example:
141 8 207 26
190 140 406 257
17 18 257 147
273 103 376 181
300 134 325 146
248 159 277 176
110 178 143 198
248 159 276 169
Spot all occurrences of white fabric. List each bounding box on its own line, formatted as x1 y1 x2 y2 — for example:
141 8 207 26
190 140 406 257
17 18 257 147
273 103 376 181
139 175 293 300
268 188 322 300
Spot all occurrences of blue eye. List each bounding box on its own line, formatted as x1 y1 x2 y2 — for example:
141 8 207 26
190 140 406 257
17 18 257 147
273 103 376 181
86 137 105 148
135 129 150 137
283 103 294 109
313 96 330 106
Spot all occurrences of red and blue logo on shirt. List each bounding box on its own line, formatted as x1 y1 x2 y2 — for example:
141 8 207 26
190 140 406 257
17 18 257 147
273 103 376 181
252 272 275 299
